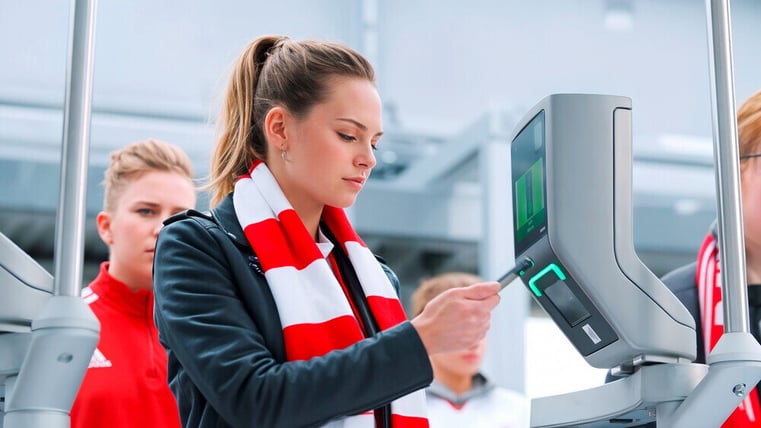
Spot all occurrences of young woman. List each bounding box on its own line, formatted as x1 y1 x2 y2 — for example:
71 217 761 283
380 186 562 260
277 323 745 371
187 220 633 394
411 272 530 428
152 35 501 428
661 89 761 427
71 139 196 428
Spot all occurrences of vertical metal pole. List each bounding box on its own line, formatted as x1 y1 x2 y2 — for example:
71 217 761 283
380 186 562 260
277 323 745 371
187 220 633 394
704 0 748 333
53 0 98 297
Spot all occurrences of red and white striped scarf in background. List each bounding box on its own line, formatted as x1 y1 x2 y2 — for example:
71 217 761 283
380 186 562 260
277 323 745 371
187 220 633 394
233 160 428 428
697 231 761 427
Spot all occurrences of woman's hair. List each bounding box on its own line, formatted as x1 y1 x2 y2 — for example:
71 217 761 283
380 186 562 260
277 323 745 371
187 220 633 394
738 88 761 159
102 139 194 212
207 35 376 206
409 272 483 317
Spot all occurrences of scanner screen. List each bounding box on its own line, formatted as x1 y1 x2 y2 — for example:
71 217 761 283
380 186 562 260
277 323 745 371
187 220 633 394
512 110 547 255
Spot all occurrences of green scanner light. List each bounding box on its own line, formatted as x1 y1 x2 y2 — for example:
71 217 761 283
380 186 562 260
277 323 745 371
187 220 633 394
527 263 566 297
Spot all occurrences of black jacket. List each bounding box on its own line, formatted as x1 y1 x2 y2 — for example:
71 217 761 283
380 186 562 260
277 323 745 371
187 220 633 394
660 261 706 363
153 194 433 428
660 256 761 410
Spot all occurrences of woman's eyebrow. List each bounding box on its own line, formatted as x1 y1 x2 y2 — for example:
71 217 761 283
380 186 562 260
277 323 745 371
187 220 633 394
336 117 383 137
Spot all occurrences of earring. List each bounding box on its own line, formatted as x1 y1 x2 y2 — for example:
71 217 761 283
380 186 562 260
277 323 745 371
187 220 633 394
281 148 287 161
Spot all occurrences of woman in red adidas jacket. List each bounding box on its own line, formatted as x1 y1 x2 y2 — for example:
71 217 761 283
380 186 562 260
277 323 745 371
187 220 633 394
153 35 501 428
71 139 196 428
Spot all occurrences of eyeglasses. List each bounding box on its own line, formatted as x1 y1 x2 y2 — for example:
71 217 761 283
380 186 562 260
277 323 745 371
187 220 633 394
741 153 761 175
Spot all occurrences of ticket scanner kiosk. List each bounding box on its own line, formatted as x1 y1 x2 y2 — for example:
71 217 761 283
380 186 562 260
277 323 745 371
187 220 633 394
510 94 696 369
505 93 761 427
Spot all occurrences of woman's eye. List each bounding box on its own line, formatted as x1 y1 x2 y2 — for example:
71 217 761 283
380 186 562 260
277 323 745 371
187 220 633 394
137 208 154 216
338 132 357 142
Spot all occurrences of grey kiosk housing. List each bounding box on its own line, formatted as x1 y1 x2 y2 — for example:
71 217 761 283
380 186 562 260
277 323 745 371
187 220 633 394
510 93 696 370
510 94 761 428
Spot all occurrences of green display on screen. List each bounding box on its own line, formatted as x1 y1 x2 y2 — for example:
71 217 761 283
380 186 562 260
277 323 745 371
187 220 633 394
512 109 547 255
514 158 546 243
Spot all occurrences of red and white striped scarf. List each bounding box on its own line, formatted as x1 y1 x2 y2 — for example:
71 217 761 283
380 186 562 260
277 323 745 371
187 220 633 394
233 160 428 427
697 231 761 427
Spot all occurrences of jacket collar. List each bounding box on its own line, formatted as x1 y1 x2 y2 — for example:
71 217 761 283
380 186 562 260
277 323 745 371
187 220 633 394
212 193 250 249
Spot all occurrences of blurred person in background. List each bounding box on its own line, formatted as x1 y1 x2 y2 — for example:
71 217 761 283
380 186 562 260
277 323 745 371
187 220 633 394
71 139 196 428
659 88 761 427
411 272 530 428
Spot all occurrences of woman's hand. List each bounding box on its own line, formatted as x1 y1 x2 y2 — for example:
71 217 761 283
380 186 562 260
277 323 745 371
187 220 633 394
410 281 500 355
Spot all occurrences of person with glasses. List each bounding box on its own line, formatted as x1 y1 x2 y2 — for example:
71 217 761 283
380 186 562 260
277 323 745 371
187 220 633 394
658 88 761 427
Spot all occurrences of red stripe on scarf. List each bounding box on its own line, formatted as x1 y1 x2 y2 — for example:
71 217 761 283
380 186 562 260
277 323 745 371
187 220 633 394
242 214 324 270
323 206 366 250
282 316 365 361
367 296 409 331
697 231 761 427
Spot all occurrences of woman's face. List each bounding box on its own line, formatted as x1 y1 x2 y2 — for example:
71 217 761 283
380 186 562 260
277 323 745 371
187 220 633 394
97 170 196 291
430 338 487 380
276 77 382 215
742 149 761 265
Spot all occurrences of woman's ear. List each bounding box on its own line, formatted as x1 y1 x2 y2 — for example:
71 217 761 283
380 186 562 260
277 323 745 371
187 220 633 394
96 211 113 245
264 106 288 150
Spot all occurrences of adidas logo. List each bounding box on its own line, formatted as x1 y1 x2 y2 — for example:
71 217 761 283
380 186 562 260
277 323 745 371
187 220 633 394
81 286 99 305
88 348 113 368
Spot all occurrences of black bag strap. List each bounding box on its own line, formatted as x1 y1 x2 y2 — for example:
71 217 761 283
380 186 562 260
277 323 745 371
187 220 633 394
321 223 391 428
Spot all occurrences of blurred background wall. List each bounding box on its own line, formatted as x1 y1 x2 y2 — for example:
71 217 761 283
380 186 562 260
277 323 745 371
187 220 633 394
2 0 758 397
